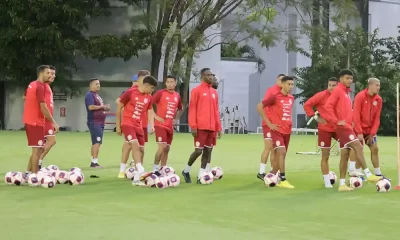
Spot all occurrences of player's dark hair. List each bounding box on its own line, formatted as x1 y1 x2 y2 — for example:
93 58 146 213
339 69 353 78
49 65 56 71
36 65 50 75
277 74 286 78
200 68 211 75
137 70 150 77
281 76 294 82
143 75 158 87
328 77 338 82
165 75 176 81
89 78 99 85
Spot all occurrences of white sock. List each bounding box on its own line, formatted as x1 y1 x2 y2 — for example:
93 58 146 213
120 163 126 173
131 158 135 163
339 179 346 186
153 164 159 172
259 163 266 174
136 163 144 173
92 158 98 164
323 174 331 186
205 163 211 172
198 168 205 179
39 160 43 165
348 161 356 172
183 165 191 173
374 167 382 175
363 168 372 178
356 168 362 174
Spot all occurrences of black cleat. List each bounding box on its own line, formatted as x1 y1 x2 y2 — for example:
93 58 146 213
153 171 162 177
197 178 201 184
181 170 192 183
377 174 391 181
38 165 42 170
90 162 104 168
257 173 266 181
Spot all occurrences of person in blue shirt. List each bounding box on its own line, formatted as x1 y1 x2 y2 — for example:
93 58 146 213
84 78 111 168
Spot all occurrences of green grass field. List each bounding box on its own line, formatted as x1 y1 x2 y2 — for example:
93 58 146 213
1 131 400 240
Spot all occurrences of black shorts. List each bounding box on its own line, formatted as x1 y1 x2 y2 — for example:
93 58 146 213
88 122 104 145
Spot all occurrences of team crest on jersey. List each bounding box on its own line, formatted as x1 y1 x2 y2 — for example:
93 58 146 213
174 97 178 102
144 98 148 103
373 101 377 106
212 93 215 99
289 99 292 104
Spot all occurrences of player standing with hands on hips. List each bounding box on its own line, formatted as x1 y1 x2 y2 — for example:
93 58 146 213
348 78 390 180
323 70 382 192
85 78 111 168
182 68 222 184
257 76 295 188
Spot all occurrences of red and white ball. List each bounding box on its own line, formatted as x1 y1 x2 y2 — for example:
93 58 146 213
144 174 158 187
155 177 169 188
168 174 180 187
69 167 82 174
376 179 391 192
28 173 40 187
41 175 55 188
12 172 25 186
329 171 337 184
160 166 175 177
211 166 223 180
48 165 59 172
69 172 84 185
199 172 214 185
56 170 70 184
125 167 136 180
4 172 13 185
264 173 278 187
349 177 363 188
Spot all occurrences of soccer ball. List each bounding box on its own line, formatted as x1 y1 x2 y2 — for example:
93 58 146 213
37 170 48 182
28 173 40 187
144 174 158 187
4 172 13 185
160 166 175 177
69 172 84 185
349 177 363 188
329 171 337 184
199 172 214 185
155 177 169 188
69 167 82 174
41 175 55 188
56 170 70 184
168 174 181 187
125 167 136 180
264 173 278 187
211 166 224 180
376 179 391 192
41 167 52 174
48 165 59 172
11 172 25 186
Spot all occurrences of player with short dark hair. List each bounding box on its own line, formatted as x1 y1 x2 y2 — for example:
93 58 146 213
152 75 183 172
257 76 295 188
38 65 57 169
257 73 286 181
85 78 111 168
304 77 338 188
182 68 222 184
117 75 157 185
23 65 59 174
349 78 389 180
323 70 382 191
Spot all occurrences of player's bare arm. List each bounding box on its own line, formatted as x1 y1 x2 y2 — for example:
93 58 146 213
88 104 105 111
148 108 155 133
188 90 198 137
115 101 124 135
39 102 59 132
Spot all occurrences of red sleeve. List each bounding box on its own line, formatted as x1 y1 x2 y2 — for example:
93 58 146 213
36 83 45 103
262 94 277 107
215 93 222 132
370 97 382 136
323 90 339 124
177 95 183 110
152 90 163 104
120 89 133 105
188 89 198 129
304 92 323 117
147 96 153 110
353 93 363 134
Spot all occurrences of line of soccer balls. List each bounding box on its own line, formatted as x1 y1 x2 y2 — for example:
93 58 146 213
4 165 84 188
125 166 224 188
263 171 392 192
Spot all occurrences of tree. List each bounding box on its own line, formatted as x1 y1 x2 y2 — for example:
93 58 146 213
295 26 400 135
221 42 266 72
0 0 150 95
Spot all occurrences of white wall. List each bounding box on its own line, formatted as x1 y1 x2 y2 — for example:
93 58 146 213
370 1 400 37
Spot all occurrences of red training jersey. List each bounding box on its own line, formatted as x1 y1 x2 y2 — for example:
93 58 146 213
188 81 221 132
153 89 182 130
303 90 335 132
119 87 152 128
261 84 281 127
262 91 294 134
45 83 54 120
23 80 46 126
353 88 382 136
323 82 353 130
